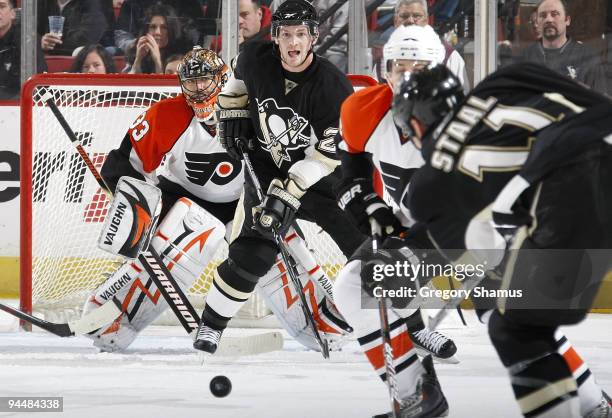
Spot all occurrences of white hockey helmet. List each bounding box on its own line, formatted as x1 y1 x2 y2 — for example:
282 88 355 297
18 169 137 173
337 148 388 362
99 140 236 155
383 25 445 73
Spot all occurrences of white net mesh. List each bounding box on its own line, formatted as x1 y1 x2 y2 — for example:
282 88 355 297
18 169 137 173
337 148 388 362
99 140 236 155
25 76 349 322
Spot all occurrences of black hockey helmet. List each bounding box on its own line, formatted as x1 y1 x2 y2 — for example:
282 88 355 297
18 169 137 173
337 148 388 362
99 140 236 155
271 0 319 38
392 64 464 137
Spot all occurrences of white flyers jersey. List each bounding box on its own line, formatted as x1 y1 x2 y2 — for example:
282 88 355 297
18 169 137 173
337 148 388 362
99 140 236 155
103 94 243 204
340 83 424 227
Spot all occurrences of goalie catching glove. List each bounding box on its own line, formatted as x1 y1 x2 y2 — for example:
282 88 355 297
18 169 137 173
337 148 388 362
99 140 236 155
335 177 402 239
216 92 254 161
254 178 304 238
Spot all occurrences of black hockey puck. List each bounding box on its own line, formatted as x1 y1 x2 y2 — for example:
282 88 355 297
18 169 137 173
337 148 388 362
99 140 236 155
210 375 232 398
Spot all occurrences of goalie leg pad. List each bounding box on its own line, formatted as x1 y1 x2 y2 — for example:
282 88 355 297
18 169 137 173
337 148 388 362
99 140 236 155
151 197 226 288
256 254 351 352
85 198 226 351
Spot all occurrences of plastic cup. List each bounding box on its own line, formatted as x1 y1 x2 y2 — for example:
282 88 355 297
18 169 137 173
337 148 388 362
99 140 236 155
48 15 65 37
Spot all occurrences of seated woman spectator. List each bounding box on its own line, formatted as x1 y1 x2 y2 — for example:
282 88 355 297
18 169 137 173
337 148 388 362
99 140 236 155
114 0 203 55
124 3 189 74
163 53 183 75
70 44 117 74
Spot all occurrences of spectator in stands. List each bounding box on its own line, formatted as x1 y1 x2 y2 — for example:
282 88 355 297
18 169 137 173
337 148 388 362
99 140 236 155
376 0 470 93
239 0 272 43
124 3 189 74
271 0 348 72
210 0 272 52
386 0 469 91
70 44 117 74
528 8 542 41
114 0 203 55
38 0 108 56
0 0 46 99
100 0 119 55
520 0 603 88
163 53 183 74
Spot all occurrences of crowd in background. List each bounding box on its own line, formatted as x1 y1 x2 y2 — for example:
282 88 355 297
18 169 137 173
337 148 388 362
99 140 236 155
1 0 612 100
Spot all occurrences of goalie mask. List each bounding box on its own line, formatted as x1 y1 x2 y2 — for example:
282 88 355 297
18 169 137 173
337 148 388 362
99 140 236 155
392 64 464 140
383 25 445 88
178 46 229 122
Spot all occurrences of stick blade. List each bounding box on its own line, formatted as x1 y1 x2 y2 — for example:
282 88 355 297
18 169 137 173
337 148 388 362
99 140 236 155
0 303 72 337
68 297 123 335
215 331 284 357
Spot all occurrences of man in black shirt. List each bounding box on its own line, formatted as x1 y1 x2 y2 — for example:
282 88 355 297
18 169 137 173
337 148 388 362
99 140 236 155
0 0 46 100
520 0 604 89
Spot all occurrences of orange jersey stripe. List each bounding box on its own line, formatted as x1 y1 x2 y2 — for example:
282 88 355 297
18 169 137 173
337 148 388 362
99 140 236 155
129 94 194 173
365 330 413 371
562 346 584 373
340 84 392 154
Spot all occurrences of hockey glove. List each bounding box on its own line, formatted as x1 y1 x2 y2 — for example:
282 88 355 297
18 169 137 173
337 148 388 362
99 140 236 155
360 246 418 309
254 178 303 239
335 178 402 239
216 94 255 161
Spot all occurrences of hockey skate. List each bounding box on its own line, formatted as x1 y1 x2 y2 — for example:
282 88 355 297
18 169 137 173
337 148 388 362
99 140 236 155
374 355 449 418
193 322 223 354
584 392 612 418
410 327 458 364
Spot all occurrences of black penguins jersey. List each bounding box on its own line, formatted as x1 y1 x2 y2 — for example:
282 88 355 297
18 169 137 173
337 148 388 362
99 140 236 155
233 41 354 186
407 63 612 251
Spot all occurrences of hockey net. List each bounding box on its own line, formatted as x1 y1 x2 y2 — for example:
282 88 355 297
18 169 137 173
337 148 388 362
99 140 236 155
21 73 376 326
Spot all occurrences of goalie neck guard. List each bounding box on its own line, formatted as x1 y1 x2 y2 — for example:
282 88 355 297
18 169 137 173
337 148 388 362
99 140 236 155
178 46 229 122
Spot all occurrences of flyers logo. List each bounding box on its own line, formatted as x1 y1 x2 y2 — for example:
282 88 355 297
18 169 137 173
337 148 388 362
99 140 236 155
184 152 241 186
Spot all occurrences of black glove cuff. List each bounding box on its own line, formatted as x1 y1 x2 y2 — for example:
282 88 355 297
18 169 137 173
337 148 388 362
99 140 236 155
268 183 301 212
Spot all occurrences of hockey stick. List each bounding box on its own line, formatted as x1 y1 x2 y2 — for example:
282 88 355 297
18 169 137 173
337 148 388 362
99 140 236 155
44 94 200 335
371 221 402 417
0 297 122 337
241 147 330 358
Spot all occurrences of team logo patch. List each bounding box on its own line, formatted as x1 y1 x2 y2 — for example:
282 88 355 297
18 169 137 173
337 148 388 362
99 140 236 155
184 152 241 186
256 98 310 168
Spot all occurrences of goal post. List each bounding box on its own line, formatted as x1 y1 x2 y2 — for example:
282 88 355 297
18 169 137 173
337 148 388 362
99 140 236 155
20 72 374 328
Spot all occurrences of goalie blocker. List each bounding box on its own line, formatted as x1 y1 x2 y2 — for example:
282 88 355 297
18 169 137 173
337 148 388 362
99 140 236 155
85 186 226 352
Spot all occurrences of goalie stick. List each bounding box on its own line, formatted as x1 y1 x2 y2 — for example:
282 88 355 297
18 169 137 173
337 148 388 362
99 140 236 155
241 146 330 359
42 94 282 355
0 297 122 337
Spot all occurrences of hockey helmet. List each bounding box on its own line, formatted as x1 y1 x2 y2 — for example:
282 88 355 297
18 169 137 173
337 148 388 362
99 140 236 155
271 0 319 39
383 25 445 74
392 64 464 138
178 46 229 122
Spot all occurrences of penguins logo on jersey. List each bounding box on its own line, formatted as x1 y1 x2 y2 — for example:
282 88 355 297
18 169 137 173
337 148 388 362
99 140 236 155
256 98 310 167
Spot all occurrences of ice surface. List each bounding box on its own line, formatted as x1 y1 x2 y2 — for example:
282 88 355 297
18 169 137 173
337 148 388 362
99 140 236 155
1 304 610 418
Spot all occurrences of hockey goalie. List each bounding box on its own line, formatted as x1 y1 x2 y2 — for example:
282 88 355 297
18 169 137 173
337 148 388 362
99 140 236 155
82 46 350 352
